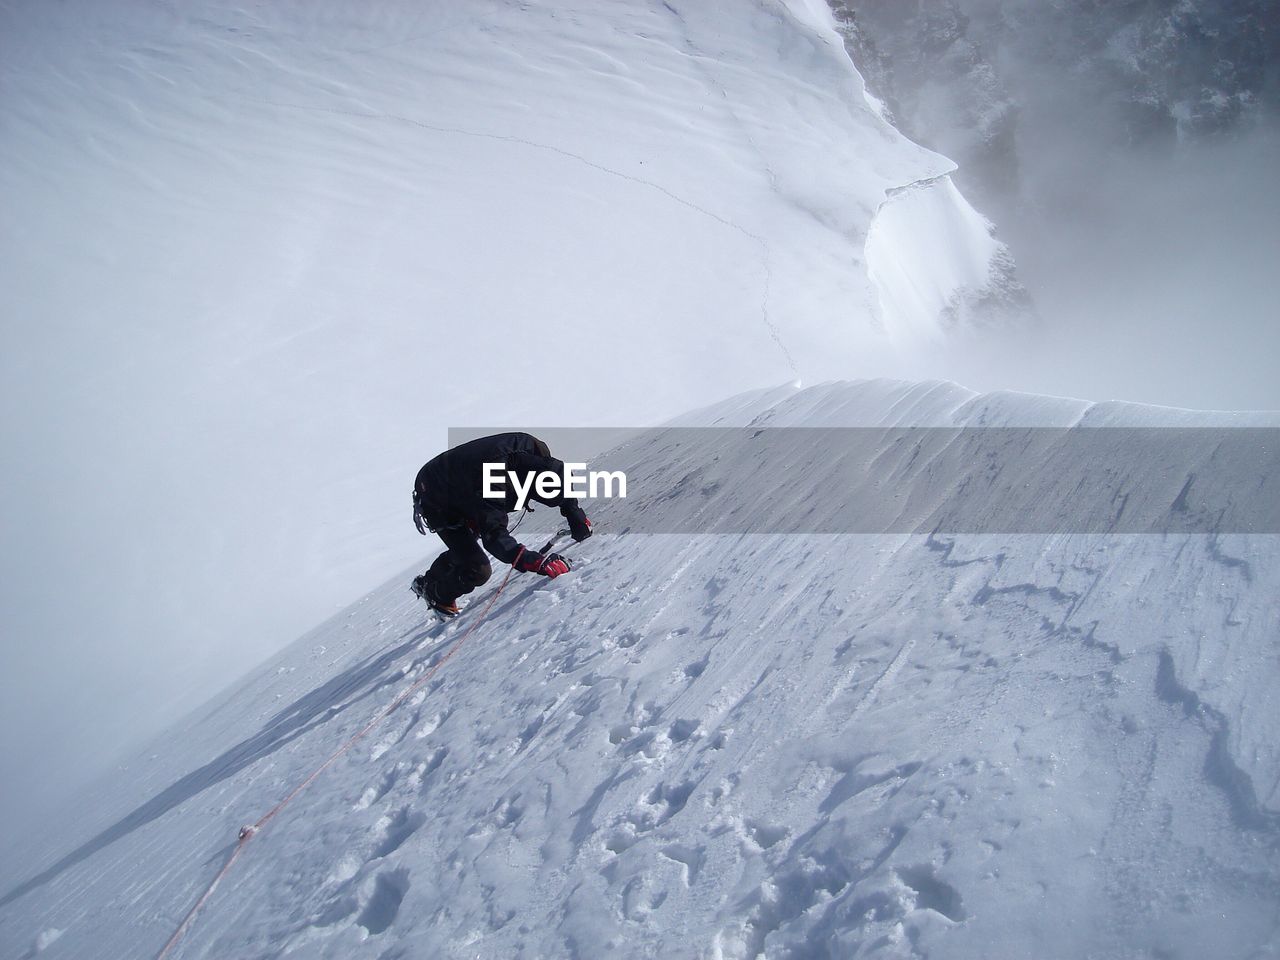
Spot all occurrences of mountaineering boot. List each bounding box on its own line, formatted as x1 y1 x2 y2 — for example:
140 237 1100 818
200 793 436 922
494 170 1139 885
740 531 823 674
411 574 460 619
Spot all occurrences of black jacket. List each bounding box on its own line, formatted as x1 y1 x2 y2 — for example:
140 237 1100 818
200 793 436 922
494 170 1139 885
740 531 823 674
414 432 587 564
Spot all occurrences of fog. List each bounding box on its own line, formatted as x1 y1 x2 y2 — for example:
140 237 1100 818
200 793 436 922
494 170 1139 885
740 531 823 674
975 66 1280 409
928 120 1280 411
1022 129 1278 408
842 0 1280 410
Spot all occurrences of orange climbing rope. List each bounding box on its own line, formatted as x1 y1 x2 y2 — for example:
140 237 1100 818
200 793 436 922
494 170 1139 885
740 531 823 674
156 551 524 959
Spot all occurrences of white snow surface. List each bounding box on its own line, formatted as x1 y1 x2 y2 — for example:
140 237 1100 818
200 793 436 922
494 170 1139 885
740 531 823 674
865 177 1004 345
2 380 1278 959
0 0 1015 826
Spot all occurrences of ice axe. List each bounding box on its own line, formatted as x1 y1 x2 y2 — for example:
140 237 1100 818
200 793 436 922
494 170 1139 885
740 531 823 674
536 529 571 555
536 523 596 556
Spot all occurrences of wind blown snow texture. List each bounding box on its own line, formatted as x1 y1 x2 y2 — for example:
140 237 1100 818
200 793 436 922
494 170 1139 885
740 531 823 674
2 380 1277 959
0 0 1016 833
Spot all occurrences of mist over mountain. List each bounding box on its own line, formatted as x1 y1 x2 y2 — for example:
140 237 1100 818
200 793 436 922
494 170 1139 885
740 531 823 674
833 0 1279 202
831 0 1280 410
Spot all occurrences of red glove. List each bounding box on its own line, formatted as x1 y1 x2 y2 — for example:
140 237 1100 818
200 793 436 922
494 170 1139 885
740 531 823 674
540 554 571 578
515 551 572 578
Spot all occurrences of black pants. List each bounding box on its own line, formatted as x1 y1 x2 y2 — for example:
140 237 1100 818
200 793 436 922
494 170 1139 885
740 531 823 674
423 526 493 604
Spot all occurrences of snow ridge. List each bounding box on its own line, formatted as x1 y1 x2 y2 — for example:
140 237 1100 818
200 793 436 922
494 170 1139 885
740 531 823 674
2 380 1277 960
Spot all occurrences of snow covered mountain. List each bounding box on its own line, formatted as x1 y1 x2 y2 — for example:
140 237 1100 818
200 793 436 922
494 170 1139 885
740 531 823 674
3 380 1277 960
0 0 1025 836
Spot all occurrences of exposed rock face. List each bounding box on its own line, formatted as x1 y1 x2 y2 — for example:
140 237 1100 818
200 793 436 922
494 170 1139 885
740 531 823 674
830 0 1279 206
831 0 1018 205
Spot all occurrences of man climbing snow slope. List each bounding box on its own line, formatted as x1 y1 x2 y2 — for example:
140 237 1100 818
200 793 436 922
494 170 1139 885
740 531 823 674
410 432 592 618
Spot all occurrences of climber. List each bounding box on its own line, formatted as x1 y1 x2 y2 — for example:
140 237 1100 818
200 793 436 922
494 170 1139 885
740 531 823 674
410 432 592 617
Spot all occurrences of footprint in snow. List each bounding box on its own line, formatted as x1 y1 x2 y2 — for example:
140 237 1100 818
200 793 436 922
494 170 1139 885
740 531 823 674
413 709 450 740
668 718 700 743
683 652 710 680
493 793 524 828
659 843 706 886
370 709 420 761
621 873 668 921
372 805 427 858
627 779 696 833
742 818 788 851
356 868 410 936
896 865 967 921
354 762 408 811
409 746 449 792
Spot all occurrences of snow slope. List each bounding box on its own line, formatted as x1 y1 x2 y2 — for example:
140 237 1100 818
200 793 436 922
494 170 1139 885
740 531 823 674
865 177 1016 345
0 0 1019 831
2 380 1277 959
